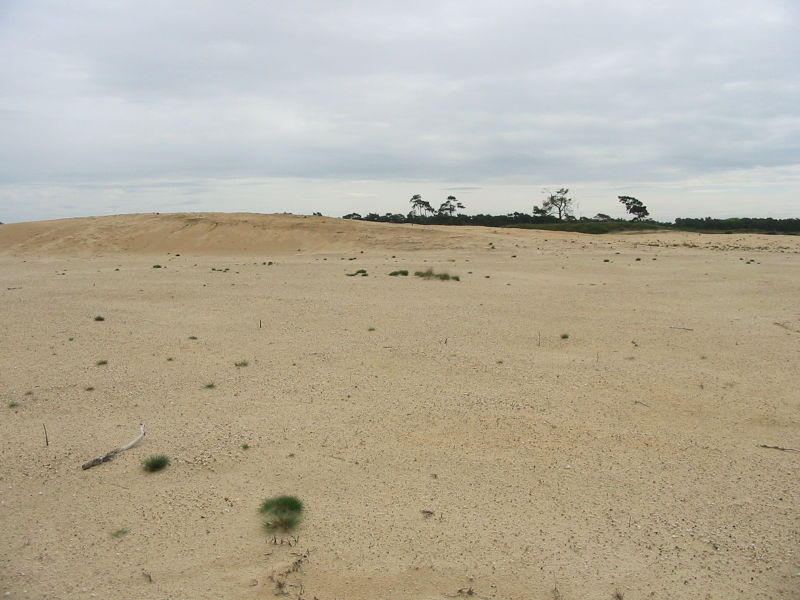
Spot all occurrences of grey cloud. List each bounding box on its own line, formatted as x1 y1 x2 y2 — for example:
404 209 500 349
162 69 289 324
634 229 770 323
0 0 798 221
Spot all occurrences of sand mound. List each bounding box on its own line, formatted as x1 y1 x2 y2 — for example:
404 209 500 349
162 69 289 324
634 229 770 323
0 212 506 256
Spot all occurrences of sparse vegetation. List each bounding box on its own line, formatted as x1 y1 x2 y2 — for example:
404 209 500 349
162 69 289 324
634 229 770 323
85 386 94 391
96 359 108 366
141 455 170 472
259 495 304 532
388 270 409 276
561 333 570 339
8 402 19 408
110 528 129 538
414 268 459 281
204 383 216 389
188 336 198 340
152 264 162 269
346 269 368 277
368 327 376 331
241 444 250 450
94 316 105 321
234 360 249 367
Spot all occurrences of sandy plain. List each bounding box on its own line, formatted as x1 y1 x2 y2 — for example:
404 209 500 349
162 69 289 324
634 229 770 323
0 212 798 600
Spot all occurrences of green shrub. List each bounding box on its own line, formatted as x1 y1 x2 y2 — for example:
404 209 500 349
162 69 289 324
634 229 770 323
388 270 409 276
141 455 170 472
259 495 304 532
414 268 459 281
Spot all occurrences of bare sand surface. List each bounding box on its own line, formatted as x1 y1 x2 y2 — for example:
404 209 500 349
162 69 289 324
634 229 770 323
1 213 798 599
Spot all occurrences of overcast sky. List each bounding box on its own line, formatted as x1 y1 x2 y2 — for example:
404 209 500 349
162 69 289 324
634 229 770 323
1 0 798 223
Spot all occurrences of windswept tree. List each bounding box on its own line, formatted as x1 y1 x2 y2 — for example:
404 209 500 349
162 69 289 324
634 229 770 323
437 195 466 217
409 194 435 217
534 188 573 220
618 196 649 221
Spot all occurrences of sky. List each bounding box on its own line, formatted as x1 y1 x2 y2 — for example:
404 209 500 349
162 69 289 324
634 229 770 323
1 0 798 224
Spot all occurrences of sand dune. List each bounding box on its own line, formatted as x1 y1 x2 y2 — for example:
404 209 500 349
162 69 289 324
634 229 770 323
0 212 506 255
1 214 799 599
1 212 796 257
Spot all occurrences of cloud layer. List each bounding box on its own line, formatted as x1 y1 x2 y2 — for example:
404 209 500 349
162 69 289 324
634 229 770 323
1 0 798 222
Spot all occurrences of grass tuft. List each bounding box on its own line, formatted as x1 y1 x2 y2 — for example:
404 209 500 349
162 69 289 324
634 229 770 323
94 316 105 321
204 383 216 389
388 270 409 276
259 495 304 532
234 360 249 367
110 528 129 538
260 495 304 514
414 268 459 281
346 269 368 277
141 455 170 472
96 359 108 366
560 333 570 339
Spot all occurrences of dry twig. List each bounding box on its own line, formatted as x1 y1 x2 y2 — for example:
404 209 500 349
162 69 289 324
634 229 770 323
757 444 800 453
82 423 146 470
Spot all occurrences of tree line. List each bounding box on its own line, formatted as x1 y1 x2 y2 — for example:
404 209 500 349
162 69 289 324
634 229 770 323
341 191 799 233
342 189 652 226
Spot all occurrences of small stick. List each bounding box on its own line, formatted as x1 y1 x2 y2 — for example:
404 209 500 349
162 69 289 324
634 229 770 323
757 444 800 453
669 326 694 331
82 423 146 470
259 319 262 328
634 400 651 407
43 423 49 447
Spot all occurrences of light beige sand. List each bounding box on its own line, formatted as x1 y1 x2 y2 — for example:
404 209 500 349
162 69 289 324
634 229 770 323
1 213 798 599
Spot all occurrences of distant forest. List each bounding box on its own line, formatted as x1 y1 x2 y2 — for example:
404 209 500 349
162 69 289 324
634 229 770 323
340 192 800 234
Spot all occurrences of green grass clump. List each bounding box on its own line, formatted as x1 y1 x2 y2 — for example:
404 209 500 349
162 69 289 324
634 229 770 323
234 360 249 367
259 495 304 532
414 268 459 281
152 264 162 269
388 270 409 276
94 316 105 321
8 402 19 408
561 333 570 339
141 455 170 472
96 359 108 366
110 528 129 538
204 383 216 389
